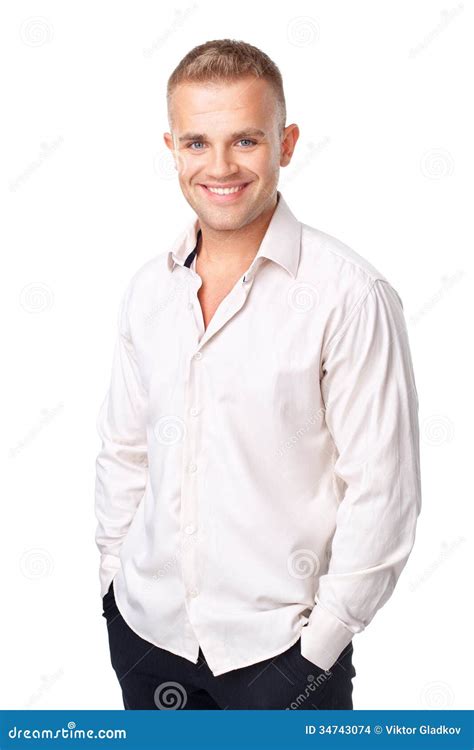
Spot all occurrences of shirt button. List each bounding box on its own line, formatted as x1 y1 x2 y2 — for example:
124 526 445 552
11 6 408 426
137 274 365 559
184 524 196 535
189 588 199 598
194 351 203 360
190 407 199 416
189 462 197 473
187 302 193 310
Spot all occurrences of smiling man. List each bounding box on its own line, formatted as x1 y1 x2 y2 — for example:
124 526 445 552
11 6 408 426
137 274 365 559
163 59 299 332
95 39 421 710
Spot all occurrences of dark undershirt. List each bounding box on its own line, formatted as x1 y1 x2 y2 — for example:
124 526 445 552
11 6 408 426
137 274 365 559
184 229 202 268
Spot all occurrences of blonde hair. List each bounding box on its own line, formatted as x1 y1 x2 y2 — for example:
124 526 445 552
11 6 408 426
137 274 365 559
167 39 286 135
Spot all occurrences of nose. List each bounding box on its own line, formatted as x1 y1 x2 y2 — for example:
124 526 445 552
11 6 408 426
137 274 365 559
206 145 239 180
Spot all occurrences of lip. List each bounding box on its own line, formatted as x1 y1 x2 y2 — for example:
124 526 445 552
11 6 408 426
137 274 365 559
198 182 251 203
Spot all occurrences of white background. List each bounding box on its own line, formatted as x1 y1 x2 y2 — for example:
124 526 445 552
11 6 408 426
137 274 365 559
1 0 472 710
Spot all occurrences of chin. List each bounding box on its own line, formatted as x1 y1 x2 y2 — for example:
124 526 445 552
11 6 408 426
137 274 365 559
199 214 248 232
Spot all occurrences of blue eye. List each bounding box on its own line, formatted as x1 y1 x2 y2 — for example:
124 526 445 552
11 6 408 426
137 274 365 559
187 139 257 150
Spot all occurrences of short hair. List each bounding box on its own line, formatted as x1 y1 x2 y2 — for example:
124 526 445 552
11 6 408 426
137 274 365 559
167 39 286 136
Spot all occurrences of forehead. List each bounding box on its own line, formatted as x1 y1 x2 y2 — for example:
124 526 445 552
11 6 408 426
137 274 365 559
169 76 277 133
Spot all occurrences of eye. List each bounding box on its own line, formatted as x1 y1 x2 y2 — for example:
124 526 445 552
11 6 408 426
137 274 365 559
186 138 258 151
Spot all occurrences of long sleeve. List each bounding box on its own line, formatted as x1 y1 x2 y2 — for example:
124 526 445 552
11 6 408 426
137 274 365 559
94 285 149 598
300 278 422 670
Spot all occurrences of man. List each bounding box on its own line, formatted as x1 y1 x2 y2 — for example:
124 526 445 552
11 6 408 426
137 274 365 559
95 39 421 710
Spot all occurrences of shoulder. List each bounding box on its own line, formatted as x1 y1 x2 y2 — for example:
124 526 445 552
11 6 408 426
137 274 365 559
117 251 172 334
298 222 405 342
300 222 390 286
300 221 404 304
127 251 170 295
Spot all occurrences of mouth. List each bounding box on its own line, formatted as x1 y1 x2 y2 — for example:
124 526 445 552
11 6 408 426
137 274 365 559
198 182 251 203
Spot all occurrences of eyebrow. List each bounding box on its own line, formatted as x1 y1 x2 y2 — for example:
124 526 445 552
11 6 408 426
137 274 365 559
177 128 266 144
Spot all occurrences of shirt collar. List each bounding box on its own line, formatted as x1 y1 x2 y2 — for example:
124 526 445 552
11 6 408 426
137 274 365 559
167 190 302 279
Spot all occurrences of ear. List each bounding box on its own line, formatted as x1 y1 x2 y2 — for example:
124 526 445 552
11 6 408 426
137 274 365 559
163 132 174 152
280 124 300 167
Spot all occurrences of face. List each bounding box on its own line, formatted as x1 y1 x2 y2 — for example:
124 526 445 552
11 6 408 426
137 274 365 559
164 76 299 232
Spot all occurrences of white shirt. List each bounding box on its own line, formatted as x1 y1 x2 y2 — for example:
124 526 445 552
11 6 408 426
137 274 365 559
94 191 421 676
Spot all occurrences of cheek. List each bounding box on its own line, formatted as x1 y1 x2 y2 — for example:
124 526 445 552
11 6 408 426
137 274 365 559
252 150 280 177
174 148 204 179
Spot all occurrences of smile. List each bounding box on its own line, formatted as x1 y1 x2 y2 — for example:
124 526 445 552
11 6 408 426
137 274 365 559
199 182 251 202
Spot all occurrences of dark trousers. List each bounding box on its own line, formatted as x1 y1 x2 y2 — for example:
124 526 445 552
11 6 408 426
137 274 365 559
102 580 356 710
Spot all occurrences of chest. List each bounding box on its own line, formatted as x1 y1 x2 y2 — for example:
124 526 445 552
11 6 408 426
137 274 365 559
196 272 244 331
133 264 324 424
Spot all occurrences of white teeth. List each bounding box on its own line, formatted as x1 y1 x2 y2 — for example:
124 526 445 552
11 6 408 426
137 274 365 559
207 185 246 195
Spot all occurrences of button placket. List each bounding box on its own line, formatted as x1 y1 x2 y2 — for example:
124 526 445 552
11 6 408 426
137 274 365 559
180 343 203 606
179 266 256 612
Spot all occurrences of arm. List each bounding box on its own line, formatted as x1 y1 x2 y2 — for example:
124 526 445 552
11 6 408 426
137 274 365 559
94 284 149 598
300 278 422 669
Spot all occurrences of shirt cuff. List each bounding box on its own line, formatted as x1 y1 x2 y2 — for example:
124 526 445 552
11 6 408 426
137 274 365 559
300 602 355 670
